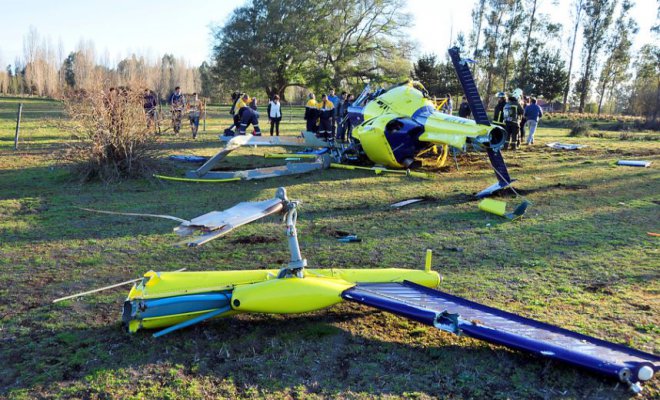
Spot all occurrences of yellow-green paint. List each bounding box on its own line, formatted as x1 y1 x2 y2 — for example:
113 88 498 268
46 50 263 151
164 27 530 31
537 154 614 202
153 174 241 183
126 267 441 333
478 198 507 217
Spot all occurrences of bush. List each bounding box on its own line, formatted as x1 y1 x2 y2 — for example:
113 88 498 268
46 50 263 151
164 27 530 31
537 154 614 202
63 86 159 182
568 121 591 137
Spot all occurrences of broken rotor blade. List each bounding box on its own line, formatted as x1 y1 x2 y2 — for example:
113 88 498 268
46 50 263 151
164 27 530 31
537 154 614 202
175 196 287 247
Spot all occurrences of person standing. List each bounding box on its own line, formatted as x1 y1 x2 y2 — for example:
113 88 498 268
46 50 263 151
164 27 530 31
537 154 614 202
441 93 453 114
458 97 471 118
524 98 543 145
520 96 530 143
267 95 282 136
503 95 524 150
336 91 347 142
328 88 340 136
316 94 334 140
493 92 506 123
187 92 202 139
304 93 318 133
143 88 158 131
169 86 185 134
343 93 355 141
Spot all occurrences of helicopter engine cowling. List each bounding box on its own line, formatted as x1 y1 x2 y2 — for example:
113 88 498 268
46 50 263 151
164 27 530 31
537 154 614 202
468 125 507 152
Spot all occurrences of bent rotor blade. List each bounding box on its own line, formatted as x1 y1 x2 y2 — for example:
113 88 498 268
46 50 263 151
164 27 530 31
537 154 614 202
175 197 286 247
448 47 490 126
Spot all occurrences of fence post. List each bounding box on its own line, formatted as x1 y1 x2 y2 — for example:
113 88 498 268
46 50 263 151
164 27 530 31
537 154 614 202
14 103 23 150
203 99 207 132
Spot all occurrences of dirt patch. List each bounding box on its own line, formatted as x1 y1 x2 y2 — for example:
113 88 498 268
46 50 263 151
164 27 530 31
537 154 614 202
230 235 279 244
583 281 614 295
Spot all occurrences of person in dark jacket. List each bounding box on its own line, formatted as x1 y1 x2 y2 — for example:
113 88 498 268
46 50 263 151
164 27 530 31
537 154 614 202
493 92 506 124
316 94 334 140
503 95 524 150
520 96 530 143
524 98 543 145
304 93 318 133
458 97 471 118
238 103 261 136
143 89 158 130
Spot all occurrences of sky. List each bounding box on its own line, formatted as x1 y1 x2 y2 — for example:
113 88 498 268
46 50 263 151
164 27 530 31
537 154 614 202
0 0 657 67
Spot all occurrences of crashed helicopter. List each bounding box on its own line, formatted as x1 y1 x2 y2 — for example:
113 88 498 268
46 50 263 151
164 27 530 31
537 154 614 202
63 187 658 393
160 47 513 198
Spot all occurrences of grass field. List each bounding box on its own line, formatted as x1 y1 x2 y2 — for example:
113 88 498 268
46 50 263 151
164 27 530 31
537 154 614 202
0 96 658 399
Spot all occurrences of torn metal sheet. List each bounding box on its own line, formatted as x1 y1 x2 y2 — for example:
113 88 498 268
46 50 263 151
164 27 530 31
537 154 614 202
169 155 209 163
218 132 330 148
187 158 329 181
547 142 586 150
390 198 425 208
617 160 652 167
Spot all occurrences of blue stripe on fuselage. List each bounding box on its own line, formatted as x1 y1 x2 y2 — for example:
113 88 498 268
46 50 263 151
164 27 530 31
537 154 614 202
411 105 435 125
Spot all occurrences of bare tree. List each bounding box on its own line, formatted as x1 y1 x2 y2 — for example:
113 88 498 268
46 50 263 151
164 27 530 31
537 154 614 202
562 0 585 111
577 0 616 112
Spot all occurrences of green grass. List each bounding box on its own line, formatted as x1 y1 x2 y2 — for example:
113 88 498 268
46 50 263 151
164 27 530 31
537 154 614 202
0 96 658 399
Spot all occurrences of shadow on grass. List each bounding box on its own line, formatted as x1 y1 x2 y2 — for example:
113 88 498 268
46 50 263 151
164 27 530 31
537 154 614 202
0 303 636 399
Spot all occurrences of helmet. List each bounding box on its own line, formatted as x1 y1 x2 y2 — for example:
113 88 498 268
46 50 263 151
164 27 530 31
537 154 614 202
512 88 523 99
496 92 506 98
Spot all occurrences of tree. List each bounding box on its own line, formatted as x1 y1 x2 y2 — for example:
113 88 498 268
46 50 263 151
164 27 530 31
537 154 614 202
595 0 637 114
481 0 508 105
562 0 585 111
314 0 413 89
500 0 524 92
211 0 326 100
627 44 659 121
412 55 441 94
577 0 616 112
518 49 568 99
411 55 461 98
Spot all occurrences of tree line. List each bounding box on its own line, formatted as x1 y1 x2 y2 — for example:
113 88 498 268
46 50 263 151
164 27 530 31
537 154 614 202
0 1 657 121
0 27 201 101
205 0 657 119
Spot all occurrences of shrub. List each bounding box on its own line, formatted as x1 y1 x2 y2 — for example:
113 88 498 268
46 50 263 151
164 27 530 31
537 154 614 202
63 85 159 182
568 121 591 137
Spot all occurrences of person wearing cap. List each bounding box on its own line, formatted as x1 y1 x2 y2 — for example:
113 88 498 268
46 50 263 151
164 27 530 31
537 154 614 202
503 95 524 150
304 93 318 133
493 92 507 124
316 94 334 139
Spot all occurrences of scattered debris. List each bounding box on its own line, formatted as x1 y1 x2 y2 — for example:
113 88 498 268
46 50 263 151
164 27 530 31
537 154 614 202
546 142 586 150
168 155 209 163
390 198 425 208
337 234 362 243
478 198 531 220
616 160 652 167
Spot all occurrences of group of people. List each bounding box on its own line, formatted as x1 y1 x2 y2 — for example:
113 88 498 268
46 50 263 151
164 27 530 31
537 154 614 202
141 87 204 138
304 89 355 142
493 90 543 150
